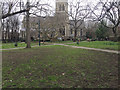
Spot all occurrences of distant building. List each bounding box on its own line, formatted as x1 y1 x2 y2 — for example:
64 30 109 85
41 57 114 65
21 0 87 40
69 20 86 40
19 28 26 40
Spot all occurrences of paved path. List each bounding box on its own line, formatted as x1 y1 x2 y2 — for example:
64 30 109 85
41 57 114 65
0 45 54 51
53 43 120 54
1 43 119 54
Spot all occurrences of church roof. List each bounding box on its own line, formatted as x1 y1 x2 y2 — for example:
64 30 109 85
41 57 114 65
24 16 54 23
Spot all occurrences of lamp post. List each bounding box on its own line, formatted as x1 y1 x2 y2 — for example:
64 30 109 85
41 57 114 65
38 19 40 46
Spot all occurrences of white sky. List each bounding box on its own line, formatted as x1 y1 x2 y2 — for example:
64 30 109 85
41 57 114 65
16 0 101 29
16 0 100 18
1 0 117 29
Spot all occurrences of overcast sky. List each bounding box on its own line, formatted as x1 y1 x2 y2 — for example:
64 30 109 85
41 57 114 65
8 0 101 29
0 0 117 29
15 0 100 18
20 0 100 8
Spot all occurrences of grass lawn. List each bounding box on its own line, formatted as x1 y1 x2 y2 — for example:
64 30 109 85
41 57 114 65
2 45 118 88
67 41 120 51
47 40 73 44
1 42 44 49
1 41 73 49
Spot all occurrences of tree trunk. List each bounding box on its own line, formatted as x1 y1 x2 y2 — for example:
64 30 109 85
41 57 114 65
8 29 10 42
26 0 31 48
5 31 7 42
2 31 4 41
11 28 14 42
2 19 5 41
73 29 77 42
112 27 117 41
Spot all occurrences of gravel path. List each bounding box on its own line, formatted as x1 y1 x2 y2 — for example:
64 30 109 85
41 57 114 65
0 45 53 51
53 43 120 54
1 43 119 54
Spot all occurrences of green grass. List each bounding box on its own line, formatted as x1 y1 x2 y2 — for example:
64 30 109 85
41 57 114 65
2 46 118 88
1 40 73 49
1 42 44 49
48 40 73 43
1 41 120 51
67 41 120 50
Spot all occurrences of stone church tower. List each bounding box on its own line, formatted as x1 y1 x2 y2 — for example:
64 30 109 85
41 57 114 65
55 0 70 38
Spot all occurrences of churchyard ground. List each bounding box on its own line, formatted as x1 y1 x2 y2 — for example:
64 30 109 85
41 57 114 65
2 45 118 88
67 41 120 51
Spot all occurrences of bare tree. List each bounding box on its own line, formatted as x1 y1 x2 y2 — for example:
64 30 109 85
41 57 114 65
66 0 90 41
25 0 31 48
91 1 120 40
1 0 52 48
9 16 20 42
1 15 20 42
1 0 27 19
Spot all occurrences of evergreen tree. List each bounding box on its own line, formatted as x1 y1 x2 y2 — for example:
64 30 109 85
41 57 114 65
96 21 109 40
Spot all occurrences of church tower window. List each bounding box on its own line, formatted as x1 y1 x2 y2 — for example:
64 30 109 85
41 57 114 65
63 4 65 11
59 4 61 11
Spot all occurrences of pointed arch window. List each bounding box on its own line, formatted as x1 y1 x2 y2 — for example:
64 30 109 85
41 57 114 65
63 4 65 11
59 4 61 11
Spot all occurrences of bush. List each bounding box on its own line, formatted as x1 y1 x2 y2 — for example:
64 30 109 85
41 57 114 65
95 21 109 40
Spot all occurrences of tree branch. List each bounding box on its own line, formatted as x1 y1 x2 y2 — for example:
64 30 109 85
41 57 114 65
2 9 28 19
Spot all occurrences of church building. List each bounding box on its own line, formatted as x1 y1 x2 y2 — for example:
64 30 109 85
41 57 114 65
55 0 70 37
21 0 85 41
